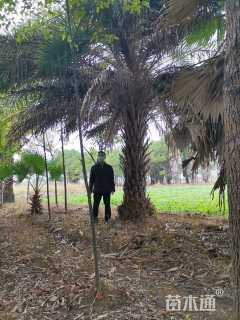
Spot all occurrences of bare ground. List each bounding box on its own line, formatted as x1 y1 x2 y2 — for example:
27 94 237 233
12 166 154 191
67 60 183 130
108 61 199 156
0 204 234 320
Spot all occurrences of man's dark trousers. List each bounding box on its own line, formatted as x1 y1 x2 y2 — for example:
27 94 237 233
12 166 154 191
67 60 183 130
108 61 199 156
93 192 111 222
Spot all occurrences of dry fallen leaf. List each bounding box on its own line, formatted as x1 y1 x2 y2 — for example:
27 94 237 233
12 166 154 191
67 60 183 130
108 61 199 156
96 313 109 319
95 291 104 300
49 295 58 302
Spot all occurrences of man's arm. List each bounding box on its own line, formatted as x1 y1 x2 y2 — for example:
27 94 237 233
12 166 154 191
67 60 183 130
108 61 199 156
110 166 115 192
89 166 95 193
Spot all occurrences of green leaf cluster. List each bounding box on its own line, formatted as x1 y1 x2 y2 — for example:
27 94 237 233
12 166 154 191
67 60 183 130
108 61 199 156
48 160 63 181
187 16 225 47
0 164 14 182
14 153 45 182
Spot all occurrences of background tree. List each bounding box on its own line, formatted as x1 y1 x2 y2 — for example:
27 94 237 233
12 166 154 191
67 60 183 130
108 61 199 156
48 159 63 208
55 148 122 183
14 153 45 215
0 163 14 207
56 149 82 183
149 140 171 184
0 17 96 212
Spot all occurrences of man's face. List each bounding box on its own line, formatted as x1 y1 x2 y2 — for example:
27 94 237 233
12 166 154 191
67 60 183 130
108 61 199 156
97 153 106 164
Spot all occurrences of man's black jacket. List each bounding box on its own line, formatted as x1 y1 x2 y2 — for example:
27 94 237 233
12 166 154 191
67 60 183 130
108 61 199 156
89 162 115 193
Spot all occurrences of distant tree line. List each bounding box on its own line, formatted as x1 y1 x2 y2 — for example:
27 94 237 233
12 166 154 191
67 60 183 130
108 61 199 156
53 140 215 185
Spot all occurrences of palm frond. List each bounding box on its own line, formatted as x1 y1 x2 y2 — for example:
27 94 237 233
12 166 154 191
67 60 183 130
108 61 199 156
81 68 115 118
210 164 226 210
168 54 224 120
161 0 223 28
149 0 225 58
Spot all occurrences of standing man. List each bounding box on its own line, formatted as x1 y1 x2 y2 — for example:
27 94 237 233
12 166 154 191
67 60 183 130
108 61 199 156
89 151 115 223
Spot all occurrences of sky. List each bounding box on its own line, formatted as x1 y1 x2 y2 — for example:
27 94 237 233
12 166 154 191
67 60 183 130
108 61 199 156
65 122 162 151
22 121 163 156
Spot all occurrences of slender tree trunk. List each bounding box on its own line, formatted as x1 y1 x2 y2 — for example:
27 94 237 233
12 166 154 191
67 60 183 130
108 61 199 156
27 177 30 203
0 182 3 207
77 108 100 292
118 107 155 220
224 1 240 318
3 178 15 203
73 75 100 293
60 121 68 213
54 180 58 207
43 134 51 220
65 0 100 293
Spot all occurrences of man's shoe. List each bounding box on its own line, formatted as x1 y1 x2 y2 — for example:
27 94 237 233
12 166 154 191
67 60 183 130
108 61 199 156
104 218 111 224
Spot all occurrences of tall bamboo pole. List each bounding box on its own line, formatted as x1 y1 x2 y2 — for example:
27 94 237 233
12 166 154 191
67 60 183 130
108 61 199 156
43 133 51 220
60 121 68 213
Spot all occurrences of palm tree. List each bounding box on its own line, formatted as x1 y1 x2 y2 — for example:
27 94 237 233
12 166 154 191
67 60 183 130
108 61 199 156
81 0 198 220
48 159 63 208
64 0 101 293
158 0 240 317
223 1 240 317
0 10 101 292
0 17 97 213
2 1 201 221
14 153 45 215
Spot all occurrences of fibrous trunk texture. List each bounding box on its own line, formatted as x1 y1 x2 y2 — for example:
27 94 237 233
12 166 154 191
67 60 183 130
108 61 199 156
118 107 155 220
3 178 15 203
30 189 42 215
224 1 240 318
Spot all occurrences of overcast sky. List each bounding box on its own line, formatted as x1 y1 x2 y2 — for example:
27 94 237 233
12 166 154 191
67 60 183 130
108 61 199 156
65 122 162 151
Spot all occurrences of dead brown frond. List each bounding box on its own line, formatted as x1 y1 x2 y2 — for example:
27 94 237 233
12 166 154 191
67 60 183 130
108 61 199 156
211 164 226 211
169 54 224 120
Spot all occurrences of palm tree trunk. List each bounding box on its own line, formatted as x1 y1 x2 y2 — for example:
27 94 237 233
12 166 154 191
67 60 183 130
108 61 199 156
224 1 240 318
3 178 15 203
60 121 68 213
118 108 154 220
43 133 51 220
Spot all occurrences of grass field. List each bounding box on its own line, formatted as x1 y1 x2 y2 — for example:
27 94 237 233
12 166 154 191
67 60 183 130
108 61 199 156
44 184 227 216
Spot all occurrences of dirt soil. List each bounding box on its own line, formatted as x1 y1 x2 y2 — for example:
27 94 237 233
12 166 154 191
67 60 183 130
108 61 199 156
0 204 233 320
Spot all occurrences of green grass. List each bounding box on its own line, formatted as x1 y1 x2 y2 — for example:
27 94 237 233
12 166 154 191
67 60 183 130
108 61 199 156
53 184 228 216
